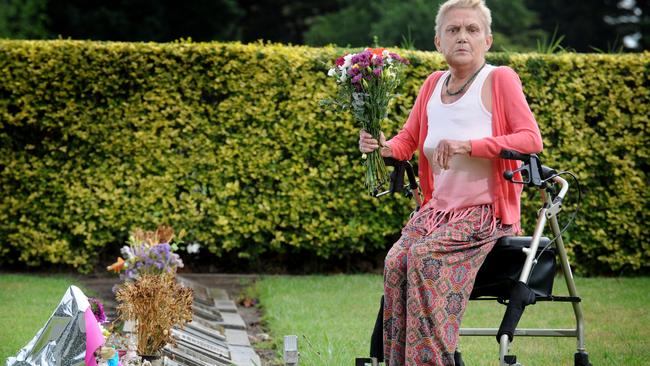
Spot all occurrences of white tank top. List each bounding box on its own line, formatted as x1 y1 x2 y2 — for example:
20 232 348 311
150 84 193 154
423 65 495 211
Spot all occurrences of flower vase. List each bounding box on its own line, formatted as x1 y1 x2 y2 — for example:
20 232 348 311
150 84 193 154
139 354 162 366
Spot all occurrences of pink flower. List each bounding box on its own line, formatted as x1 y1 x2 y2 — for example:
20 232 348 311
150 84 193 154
335 56 345 66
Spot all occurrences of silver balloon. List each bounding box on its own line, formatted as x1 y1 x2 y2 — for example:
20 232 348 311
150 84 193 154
6 286 92 366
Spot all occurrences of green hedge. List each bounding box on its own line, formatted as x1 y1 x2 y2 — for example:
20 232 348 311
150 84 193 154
0 40 647 274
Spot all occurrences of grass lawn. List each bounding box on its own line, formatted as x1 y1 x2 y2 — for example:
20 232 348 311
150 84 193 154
0 274 91 362
258 275 650 366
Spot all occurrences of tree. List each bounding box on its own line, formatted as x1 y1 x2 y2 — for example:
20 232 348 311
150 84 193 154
236 0 341 44
45 0 243 42
303 3 375 47
525 0 647 52
0 0 50 39
304 0 545 51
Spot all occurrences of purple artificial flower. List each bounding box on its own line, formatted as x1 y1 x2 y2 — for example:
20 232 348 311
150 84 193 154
88 297 107 324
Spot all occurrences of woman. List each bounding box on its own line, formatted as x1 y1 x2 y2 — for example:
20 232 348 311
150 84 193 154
359 0 543 365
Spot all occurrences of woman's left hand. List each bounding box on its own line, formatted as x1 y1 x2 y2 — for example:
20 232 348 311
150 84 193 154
433 139 472 169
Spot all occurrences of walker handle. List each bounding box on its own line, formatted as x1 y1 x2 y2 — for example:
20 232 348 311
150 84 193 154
500 149 545 187
500 149 531 162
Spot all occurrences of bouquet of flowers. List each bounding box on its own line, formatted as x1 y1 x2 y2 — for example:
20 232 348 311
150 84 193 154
324 48 409 194
107 225 184 281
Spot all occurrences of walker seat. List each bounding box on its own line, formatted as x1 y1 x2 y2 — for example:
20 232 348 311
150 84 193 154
471 236 555 300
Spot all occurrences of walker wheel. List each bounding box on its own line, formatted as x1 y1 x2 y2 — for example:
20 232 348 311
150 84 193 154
574 352 592 366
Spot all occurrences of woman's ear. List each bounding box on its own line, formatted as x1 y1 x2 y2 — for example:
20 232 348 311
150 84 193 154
485 34 493 51
434 35 441 52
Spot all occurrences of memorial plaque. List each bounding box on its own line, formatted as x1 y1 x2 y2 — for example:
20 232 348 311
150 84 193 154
163 346 215 366
179 325 227 347
192 305 223 322
170 276 262 366
177 278 215 306
185 321 227 342
192 301 223 318
171 328 230 359
192 315 225 333
168 343 233 366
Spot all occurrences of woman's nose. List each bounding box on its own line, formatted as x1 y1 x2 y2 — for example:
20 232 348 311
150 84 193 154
456 30 468 42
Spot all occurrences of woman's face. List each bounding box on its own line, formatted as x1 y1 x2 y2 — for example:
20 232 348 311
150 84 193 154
435 7 492 69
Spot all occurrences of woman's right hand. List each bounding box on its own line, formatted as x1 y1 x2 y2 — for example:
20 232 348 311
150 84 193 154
359 130 391 157
359 130 382 153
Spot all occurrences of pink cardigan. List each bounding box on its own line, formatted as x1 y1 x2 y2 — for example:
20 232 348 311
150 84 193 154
387 66 543 226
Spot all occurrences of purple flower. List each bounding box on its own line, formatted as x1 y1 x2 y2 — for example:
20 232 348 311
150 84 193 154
372 68 382 77
117 234 185 280
390 52 410 64
351 51 372 68
351 74 363 84
88 297 107 324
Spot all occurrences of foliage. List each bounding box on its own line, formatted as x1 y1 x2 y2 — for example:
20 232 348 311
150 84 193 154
525 0 646 52
0 0 49 39
536 26 566 54
44 0 243 42
0 40 648 274
304 0 546 52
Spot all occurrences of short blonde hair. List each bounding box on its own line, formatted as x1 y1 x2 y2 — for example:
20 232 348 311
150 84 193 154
435 0 492 36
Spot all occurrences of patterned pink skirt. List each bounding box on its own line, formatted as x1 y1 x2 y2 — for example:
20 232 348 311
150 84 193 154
383 202 513 366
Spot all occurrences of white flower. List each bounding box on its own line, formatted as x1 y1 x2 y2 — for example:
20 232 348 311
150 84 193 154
343 54 353 68
327 68 336 77
120 245 134 259
186 242 201 254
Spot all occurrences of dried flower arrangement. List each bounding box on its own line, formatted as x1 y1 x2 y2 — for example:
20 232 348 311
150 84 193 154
115 273 193 356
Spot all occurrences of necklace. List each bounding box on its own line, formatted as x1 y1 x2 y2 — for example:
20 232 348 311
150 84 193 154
444 62 486 96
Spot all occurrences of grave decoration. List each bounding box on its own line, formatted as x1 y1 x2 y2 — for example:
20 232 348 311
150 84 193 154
107 225 194 363
6 286 105 366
